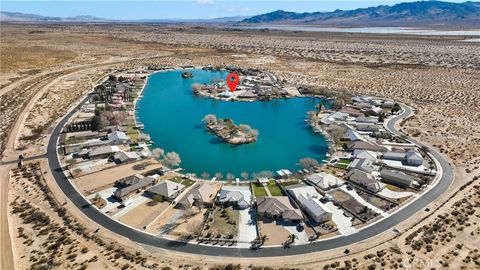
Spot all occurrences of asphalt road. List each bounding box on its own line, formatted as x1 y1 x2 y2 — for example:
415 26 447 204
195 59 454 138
47 100 453 257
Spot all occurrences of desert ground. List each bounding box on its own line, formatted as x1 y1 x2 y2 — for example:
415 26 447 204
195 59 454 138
1 23 479 270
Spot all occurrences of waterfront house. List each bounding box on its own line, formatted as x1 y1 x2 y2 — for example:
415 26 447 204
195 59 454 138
305 172 344 191
345 129 362 141
113 175 157 202
217 185 252 209
380 168 415 188
346 169 383 192
349 158 376 173
276 169 292 179
146 180 186 201
353 150 379 162
345 141 387 152
177 182 219 208
256 196 303 222
88 145 120 159
107 131 130 145
114 151 140 164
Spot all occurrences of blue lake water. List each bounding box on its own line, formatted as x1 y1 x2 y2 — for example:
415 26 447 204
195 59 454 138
137 69 329 177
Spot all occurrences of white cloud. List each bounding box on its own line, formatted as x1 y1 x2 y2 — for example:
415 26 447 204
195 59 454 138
196 0 214 5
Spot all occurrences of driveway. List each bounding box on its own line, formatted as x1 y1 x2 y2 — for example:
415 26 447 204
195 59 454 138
112 195 149 219
339 185 389 217
323 202 358 236
237 208 258 247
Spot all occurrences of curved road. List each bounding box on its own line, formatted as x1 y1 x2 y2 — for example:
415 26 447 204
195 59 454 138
47 100 453 257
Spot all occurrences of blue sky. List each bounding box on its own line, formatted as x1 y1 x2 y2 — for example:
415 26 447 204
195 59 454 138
1 0 469 20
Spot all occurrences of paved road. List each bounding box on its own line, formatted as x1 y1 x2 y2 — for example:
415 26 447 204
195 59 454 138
47 101 454 257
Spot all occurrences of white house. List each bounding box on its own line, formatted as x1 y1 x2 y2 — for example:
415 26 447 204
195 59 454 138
305 172 344 191
107 131 130 145
217 185 252 209
346 169 383 192
286 184 332 223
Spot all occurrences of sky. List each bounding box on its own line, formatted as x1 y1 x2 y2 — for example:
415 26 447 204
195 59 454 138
0 0 470 20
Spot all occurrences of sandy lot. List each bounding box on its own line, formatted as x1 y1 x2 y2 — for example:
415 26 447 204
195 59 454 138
119 200 170 229
258 220 291 246
73 159 162 195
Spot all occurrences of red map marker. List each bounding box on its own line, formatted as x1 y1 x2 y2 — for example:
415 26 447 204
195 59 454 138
226 73 239 92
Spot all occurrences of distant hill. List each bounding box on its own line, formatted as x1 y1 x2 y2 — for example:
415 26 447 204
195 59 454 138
241 1 480 27
0 11 106 22
0 11 249 24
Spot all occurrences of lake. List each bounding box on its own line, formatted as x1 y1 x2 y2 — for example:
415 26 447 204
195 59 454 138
232 26 480 36
136 69 329 178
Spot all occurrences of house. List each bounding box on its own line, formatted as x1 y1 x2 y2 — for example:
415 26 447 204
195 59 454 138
114 151 140 163
330 112 349 121
88 145 120 159
146 180 186 201
366 107 383 116
256 196 303 222
381 101 395 108
345 141 387 152
346 169 382 192
285 184 332 223
113 176 157 201
380 168 415 187
117 174 144 187
356 123 381 132
217 185 252 209
107 131 130 145
345 129 362 141
349 158 376 173
382 150 424 166
355 116 379 124
297 193 332 223
305 172 344 191
340 107 363 117
257 177 269 186
353 150 379 162
406 150 423 166
177 182 218 208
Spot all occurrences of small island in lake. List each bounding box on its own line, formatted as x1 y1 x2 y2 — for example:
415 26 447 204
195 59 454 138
203 114 258 145
182 71 193 78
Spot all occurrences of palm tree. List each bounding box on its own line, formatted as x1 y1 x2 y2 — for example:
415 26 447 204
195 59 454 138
287 233 298 244
240 171 249 180
260 235 268 245
226 173 234 182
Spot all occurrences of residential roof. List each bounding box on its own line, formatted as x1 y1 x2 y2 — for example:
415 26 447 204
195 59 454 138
286 184 320 200
114 151 140 162
349 158 375 173
353 150 379 161
380 169 414 183
217 185 252 207
147 180 185 198
383 151 407 160
297 193 332 217
406 150 423 161
355 116 379 124
345 141 387 152
257 177 269 184
108 131 129 142
182 182 218 206
306 172 344 190
114 176 156 199
89 145 120 157
346 169 381 191
346 129 362 141
256 196 302 219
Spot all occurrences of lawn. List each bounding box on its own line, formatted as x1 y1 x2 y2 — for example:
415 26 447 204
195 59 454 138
335 159 352 169
169 176 195 187
279 179 300 187
267 181 283 196
252 183 268 197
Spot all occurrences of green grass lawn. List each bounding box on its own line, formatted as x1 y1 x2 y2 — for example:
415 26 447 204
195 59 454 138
169 176 195 187
252 183 268 197
267 180 284 196
279 179 300 187
335 159 352 169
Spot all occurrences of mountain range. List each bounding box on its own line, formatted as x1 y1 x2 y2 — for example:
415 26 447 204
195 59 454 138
2 1 480 27
241 1 480 27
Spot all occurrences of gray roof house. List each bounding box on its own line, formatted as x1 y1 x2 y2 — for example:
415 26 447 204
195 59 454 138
286 184 332 223
178 182 218 208
217 185 252 209
383 150 424 166
256 196 303 222
89 145 120 158
349 158 376 173
107 131 130 145
114 151 140 163
305 172 344 191
380 168 415 187
117 174 144 187
146 180 186 201
113 176 157 201
346 169 383 192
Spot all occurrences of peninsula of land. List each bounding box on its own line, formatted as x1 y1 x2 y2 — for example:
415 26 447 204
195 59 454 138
203 114 258 145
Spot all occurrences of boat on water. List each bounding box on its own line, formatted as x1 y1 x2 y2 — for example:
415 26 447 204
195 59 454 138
181 72 193 78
